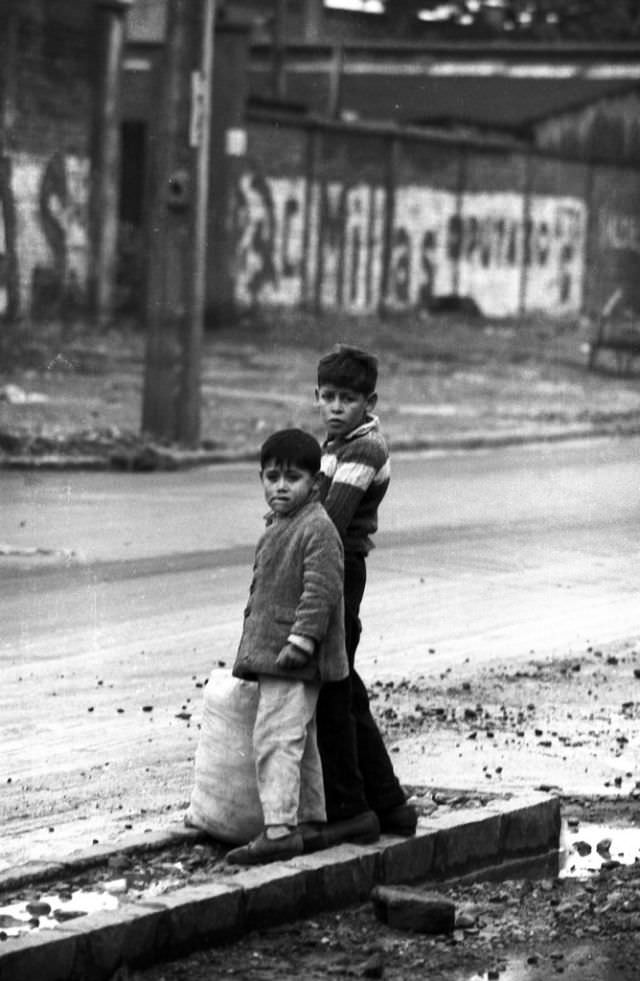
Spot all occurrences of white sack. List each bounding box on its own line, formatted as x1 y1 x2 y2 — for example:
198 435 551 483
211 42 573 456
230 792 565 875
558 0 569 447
186 671 263 844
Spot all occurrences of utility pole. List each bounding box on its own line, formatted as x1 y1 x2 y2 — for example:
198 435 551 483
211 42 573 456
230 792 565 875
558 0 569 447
1 0 20 321
89 0 132 328
141 0 216 446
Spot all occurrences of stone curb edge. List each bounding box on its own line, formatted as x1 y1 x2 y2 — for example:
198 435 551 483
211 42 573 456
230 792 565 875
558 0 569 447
1 421 640 471
0 793 561 981
0 827 208 895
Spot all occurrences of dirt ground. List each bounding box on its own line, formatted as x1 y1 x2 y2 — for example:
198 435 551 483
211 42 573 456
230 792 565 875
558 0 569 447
130 861 640 981
3 639 639 979
125 636 640 980
2 310 640 463
384 640 640 800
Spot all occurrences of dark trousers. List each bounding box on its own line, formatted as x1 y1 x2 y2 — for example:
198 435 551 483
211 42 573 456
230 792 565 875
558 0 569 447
316 551 406 821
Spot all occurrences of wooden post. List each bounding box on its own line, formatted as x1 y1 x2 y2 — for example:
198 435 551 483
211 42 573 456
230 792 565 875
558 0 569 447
89 0 132 327
327 44 344 119
519 152 532 317
272 0 287 101
378 134 398 317
302 0 324 42
141 0 216 446
1 1 18 143
452 145 467 300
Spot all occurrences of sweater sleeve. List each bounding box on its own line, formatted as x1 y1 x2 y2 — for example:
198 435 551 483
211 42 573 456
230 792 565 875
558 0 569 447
322 439 387 538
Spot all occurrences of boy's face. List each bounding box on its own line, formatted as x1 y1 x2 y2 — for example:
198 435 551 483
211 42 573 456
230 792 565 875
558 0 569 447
260 459 317 516
315 385 377 439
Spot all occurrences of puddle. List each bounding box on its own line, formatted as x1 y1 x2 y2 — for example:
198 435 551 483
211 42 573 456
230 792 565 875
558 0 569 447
558 820 640 879
464 968 534 981
460 943 633 981
0 861 192 940
462 962 607 981
0 839 230 944
0 888 119 939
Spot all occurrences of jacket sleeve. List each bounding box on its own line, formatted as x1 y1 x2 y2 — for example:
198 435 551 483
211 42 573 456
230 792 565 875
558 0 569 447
289 522 344 647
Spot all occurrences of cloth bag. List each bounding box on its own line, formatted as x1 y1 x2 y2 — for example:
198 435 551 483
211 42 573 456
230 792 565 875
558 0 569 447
185 671 263 844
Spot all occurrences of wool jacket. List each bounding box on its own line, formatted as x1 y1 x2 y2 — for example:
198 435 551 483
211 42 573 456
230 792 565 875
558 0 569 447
318 414 390 555
232 497 348 684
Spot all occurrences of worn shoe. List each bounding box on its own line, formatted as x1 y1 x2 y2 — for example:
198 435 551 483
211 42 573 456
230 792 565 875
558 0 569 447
225 829 304 866
299 822 328 854
323 809 380 847
377 802 418 836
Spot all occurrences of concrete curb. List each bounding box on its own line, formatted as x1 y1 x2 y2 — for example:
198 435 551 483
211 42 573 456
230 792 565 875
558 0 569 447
0 792 561 981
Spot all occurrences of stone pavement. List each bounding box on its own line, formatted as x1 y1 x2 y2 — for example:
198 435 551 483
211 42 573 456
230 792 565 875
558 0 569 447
0 792 560 981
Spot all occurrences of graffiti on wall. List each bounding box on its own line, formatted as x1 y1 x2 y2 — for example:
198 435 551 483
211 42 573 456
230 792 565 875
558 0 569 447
598 208 640 255
233 171 587 317
596 204 640 309
0 151 89 319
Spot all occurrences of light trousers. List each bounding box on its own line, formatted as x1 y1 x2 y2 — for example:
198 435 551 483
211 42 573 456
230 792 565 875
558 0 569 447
253 676 326 828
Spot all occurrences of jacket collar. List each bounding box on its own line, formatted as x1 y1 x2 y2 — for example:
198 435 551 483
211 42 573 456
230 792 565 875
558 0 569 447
325 413 379 447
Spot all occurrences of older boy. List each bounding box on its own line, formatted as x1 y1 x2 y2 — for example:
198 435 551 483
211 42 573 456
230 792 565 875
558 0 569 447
226 428 348 865
315 344 417 840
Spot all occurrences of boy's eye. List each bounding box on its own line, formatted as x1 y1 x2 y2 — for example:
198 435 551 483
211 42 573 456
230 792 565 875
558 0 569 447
320 389 356 403
264 469 303 482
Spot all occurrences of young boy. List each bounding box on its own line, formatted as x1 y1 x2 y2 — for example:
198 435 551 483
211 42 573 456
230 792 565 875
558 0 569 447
315 344 417 840
226 428 348 865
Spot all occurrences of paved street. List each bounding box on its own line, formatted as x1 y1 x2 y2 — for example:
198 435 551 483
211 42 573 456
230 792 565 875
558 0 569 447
364 434 639 670
1 436 639 869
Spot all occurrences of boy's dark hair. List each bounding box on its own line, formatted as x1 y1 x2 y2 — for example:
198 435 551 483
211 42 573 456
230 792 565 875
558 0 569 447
317 344 378 396
260 428 321 474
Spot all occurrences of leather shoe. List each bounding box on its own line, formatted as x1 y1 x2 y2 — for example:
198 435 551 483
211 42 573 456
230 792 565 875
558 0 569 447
299 822 328 854
377 802 418 836
323 809 380 847
225 829 303 866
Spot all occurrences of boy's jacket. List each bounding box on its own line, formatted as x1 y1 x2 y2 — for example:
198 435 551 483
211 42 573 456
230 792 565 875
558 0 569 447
232 498 348 683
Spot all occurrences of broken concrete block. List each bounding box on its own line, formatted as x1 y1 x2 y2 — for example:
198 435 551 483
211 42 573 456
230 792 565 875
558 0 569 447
371 885 455 934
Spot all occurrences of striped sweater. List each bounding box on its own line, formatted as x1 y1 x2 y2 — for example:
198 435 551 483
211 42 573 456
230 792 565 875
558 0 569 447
318 414 390 554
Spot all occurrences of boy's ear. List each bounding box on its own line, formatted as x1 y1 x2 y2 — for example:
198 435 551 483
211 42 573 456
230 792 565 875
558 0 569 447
366 392 378 412
314 387 320 404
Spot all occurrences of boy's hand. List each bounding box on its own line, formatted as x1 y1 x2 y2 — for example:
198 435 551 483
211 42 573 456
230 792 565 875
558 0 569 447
276 643 310 670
